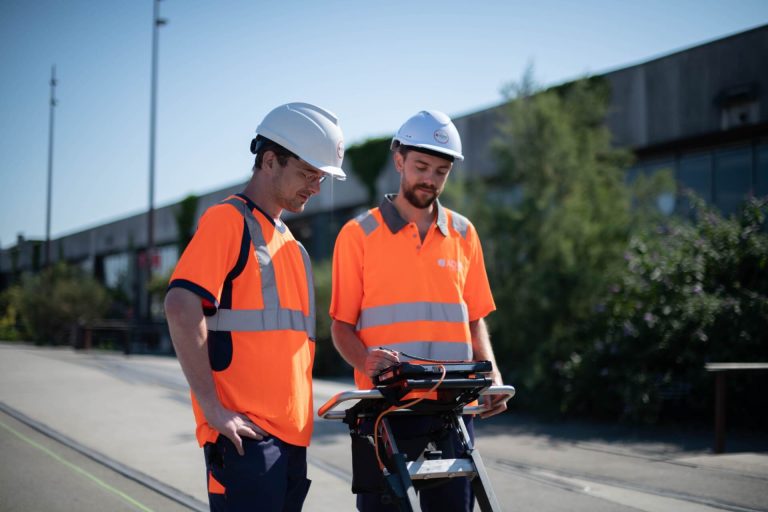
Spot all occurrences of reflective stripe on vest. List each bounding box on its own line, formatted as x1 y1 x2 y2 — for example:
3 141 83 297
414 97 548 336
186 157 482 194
357 301 468 330
357 301 471 361
369 341 472 362
355 211 379 236
204 198 316 339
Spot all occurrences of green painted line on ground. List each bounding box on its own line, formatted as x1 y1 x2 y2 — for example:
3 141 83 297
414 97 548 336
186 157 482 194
0 418 155 512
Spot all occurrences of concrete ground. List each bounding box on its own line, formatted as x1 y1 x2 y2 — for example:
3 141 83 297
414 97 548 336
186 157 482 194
1 342 766 512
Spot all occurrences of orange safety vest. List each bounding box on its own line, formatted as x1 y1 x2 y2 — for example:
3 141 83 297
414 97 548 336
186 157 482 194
170 194 316 447
330 195 495 389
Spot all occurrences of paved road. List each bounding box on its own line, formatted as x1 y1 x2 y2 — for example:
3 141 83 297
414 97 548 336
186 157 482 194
0 408 189 512
1 343 767 511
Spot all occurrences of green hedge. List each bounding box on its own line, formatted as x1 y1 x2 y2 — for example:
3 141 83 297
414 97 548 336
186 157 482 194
563 197 768 424
4 263 110 344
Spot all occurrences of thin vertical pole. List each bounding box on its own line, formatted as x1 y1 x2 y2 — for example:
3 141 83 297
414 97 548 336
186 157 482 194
45 66 57 267
146 0 165 321
147 0 161 271
714 372 726 454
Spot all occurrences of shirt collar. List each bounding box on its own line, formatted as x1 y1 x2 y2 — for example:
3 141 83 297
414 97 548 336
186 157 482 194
380 194 449 237
236 193 286 233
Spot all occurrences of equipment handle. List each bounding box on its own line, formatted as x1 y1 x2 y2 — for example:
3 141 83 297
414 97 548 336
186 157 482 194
317 385 516 420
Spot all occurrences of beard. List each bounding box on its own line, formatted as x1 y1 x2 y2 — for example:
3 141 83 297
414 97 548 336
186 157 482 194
402 180 439 209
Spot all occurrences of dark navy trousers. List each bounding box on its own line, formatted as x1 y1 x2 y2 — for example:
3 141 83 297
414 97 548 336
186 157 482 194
204 434 310 512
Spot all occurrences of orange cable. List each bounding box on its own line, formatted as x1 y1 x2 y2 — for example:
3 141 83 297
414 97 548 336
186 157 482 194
373 364 446 471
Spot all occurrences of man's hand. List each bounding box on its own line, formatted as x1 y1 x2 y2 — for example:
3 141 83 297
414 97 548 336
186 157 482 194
365 348 400 378
480 370 508 419
205 405 268 456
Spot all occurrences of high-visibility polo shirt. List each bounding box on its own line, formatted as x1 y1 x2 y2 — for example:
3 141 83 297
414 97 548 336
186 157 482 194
330 194 495 389
169 194 315 448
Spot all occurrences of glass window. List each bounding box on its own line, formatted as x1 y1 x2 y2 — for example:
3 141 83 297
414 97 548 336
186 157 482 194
644 159 676 176
714 146 752 217
630 159 676 214
677 152 712 203
757 143 768 198
155 245 178 278
103 252 131 294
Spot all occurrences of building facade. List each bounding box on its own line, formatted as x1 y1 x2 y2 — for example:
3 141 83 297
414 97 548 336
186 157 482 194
376 25 768 217
2 25 766 333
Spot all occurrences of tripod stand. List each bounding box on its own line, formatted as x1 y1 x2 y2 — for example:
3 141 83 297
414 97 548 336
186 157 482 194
318 362 515 511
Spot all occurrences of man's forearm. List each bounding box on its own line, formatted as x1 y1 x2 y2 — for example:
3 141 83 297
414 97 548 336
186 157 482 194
470 318 501 376
471 317 508 417
331 319 368 373
165 288 221 413
331 319 401 378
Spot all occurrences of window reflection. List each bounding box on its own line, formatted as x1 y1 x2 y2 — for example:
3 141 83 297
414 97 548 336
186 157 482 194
757 143 768 198
714 146 751 216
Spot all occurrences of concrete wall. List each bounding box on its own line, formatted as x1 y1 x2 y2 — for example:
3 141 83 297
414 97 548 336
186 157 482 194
606 25 768 149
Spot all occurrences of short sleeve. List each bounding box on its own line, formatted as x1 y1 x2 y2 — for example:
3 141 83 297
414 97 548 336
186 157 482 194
462 222 496 321
168 204 244 310
329 220 365 325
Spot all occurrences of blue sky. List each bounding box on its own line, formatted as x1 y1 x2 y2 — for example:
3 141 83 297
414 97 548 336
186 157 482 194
1 0 766 248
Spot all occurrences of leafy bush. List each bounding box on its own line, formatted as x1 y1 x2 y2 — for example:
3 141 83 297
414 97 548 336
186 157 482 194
312 259 352 376
0 287 21 340
564 196 768 424
6 263 110 344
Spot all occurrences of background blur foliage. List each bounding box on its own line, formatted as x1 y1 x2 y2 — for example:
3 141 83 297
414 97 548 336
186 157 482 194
346 136 392 206
565 196 768 425
3 262 110 344
312 258 352 376
174 194 199 253
456 71 768 426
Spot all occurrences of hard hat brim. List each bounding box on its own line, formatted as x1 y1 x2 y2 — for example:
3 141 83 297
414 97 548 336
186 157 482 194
299 152 346 180
392 139 465 162
308 161 347 181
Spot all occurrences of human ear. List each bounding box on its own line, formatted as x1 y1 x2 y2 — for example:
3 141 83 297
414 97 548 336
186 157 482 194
262 150 279 171
394 152 404 173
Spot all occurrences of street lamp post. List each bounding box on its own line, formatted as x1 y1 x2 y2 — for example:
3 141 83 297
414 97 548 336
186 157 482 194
45 65 57 268
146 0 166 321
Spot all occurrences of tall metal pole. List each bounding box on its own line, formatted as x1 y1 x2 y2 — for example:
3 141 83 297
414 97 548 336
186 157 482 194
148 0 166 269
45 65 57 268
146 0 166 320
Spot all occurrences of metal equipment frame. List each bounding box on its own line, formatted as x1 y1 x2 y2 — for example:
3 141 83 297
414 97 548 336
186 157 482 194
318 375 515 512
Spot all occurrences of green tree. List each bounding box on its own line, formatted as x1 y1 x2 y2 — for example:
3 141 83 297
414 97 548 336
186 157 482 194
483 72 635 413
174 194 199 253
345 136 391 205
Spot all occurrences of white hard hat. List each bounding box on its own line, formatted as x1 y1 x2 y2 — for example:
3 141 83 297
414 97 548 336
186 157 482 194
255 102 346 180
391 110 464 162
